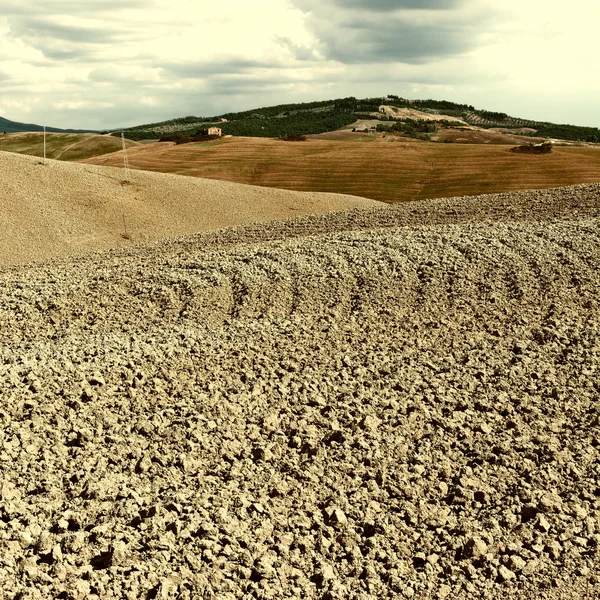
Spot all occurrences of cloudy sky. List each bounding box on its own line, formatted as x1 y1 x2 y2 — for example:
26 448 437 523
1 0 598 130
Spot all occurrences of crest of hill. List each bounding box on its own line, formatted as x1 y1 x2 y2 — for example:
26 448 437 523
0 150 379 267
116 96 600 143
0 116 97 134
0 132 137 161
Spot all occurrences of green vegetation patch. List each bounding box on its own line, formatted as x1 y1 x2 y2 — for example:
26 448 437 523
113 94 600 144
528 123 600 143
218 112 356 138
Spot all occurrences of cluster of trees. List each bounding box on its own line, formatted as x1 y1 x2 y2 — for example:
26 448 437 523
376 119 450 139
384 97 475 113
137 111 356 140
117 96 482 142
477 110 510 121
220 99 337 121
528 123 600 143
217 111 357 137
510 142 553 154
159 133 221 145
113 95 600 144
383 119 437 134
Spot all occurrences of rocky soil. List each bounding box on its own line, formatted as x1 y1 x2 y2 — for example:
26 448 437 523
1 185 599 599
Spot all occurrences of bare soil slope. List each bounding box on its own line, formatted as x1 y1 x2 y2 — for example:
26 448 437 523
0 151 379 266
0 184 599 599
82 137 600 204
0 133 137 161
378 106 465 123
431 127 547 146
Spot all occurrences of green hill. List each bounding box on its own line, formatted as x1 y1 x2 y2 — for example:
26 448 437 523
0 116 97 135
113 96 600 143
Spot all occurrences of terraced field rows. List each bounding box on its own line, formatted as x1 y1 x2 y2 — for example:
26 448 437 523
84 138 600 204
464 112 539 128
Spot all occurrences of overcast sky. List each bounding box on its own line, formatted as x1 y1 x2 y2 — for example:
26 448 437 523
1 0 598 130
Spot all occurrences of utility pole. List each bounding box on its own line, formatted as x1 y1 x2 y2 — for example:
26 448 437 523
43 126 46 165
121 133 131 183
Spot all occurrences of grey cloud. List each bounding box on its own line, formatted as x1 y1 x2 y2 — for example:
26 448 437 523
6 10 158 63
88 67 134 83
38 48 89 61
159 58 301 80
319 18 471 64
276 37 319 61
21 40 119 62
291 0 484 64
1 0 150 17
162 59 269 79
208 78 293 96
297 0 461 10
11 16 115 44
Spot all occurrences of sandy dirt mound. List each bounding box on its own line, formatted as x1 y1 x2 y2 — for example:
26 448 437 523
0 151 379 266
0 185 599 599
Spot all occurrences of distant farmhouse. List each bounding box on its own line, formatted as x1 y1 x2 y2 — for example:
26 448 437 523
202 127 222 137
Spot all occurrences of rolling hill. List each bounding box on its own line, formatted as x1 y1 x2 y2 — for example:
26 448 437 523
3 96 599 206
114 95 600 143
0 178 598 599
0 150 379 266
0 132 137 161
83 136 600 204
1 97 599 600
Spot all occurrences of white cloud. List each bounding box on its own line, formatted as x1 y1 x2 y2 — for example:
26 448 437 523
0 0 598 129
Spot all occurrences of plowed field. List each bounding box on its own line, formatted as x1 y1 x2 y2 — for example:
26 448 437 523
1 184 599 599
83 137 600 203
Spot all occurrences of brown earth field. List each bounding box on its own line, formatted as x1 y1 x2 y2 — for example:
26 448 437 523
309 126 545 146
430 128 548 146
0 183 599 599
0 132 137 162
82 136 600 204
377 106 465 123
0 151 379 266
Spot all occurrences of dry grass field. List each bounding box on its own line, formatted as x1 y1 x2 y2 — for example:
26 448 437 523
430 127 547 145
83 136 600 203
0 132 137 161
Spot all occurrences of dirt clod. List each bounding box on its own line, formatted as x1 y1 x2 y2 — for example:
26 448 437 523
1 183 599 598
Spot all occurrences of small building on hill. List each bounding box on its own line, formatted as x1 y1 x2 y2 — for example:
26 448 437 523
202 127 222 137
